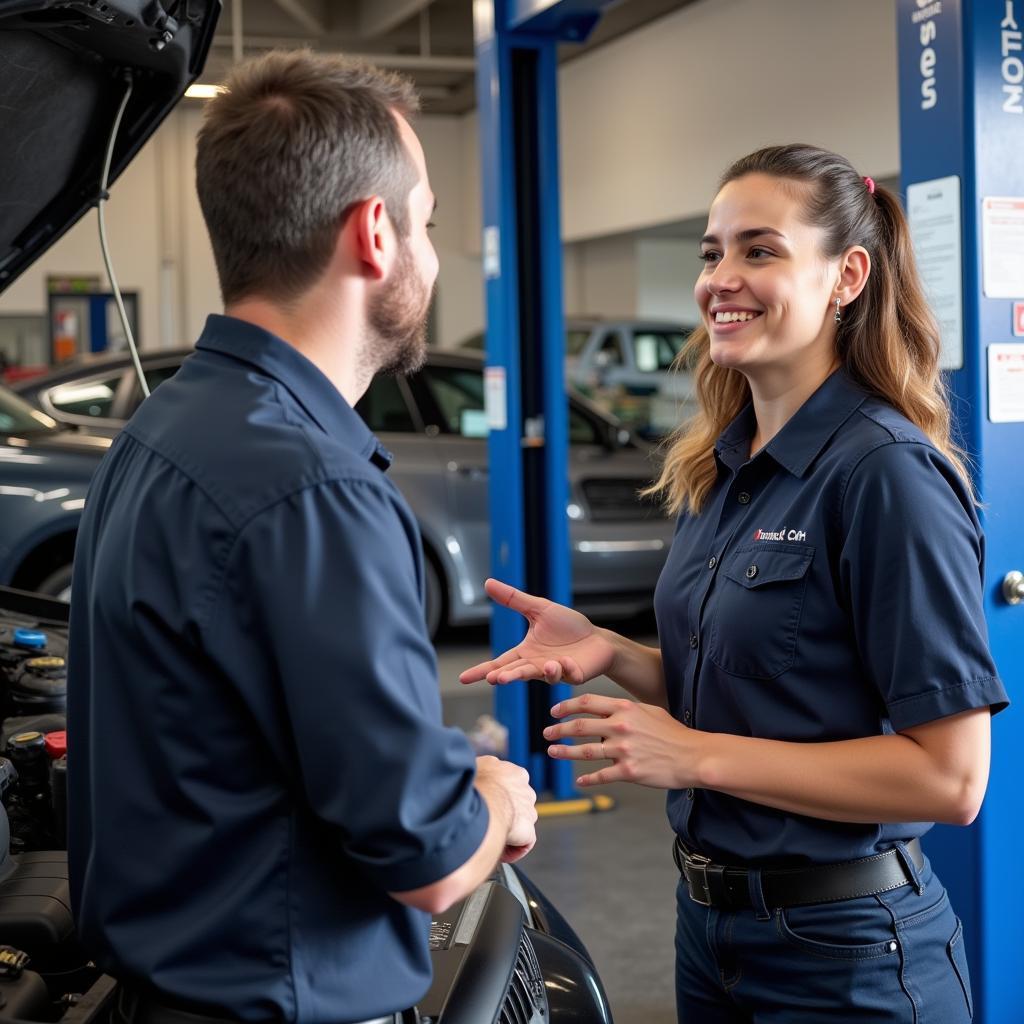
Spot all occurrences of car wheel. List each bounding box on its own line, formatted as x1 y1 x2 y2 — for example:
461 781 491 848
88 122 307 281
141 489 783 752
424 557 444 641
33 563 74 602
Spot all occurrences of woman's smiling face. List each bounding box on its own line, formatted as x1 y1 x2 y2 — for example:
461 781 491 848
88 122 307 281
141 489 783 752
696 173 841 385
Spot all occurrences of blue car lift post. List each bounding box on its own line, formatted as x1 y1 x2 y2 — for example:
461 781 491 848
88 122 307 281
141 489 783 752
474 1 615 811
896 1 1024 1019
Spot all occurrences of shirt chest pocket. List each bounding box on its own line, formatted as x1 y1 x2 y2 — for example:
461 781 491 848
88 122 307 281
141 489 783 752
708 544 814 680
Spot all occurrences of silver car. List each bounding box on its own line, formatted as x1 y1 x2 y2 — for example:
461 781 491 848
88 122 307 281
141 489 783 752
15 349 675 636
462 318 697 437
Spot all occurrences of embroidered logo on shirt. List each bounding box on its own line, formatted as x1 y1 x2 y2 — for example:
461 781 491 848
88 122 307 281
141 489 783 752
754 527 807 542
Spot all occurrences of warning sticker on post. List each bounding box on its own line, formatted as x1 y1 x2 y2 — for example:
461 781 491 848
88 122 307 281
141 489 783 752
982 197 1024 298
907 177 963 370
988 344 1024 423
484 365 507 430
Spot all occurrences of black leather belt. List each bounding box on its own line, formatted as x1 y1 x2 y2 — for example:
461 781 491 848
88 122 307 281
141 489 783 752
115 987 412 1024
673 836 924 910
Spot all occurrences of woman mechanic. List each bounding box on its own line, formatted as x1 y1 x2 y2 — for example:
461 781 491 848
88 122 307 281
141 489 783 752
460 144 1008 1023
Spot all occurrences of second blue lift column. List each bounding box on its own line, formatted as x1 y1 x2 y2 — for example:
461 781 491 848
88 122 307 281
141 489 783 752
473 1 609 799
897 1 1024 1019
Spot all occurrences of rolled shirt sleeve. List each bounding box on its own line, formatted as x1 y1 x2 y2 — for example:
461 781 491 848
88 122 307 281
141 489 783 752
207 475 488 893
839 441 1008 731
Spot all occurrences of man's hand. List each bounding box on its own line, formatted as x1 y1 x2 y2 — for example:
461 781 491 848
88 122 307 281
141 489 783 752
475 755 538 863
390 754 537 913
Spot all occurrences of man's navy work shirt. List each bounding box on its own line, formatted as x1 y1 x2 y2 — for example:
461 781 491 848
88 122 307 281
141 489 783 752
653 368 1008 866
67 315 488 1023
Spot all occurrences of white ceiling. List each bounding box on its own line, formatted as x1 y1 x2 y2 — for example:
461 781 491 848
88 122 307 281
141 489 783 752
198 0 703 114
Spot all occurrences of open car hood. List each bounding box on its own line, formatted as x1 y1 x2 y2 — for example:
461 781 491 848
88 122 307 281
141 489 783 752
0 0 220 291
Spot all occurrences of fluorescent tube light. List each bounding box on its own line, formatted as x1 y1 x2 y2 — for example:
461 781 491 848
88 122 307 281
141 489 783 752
185 83 225 100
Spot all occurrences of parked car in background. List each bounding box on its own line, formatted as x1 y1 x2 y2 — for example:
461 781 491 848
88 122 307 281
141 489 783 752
0 385 109 600
459 316 697 436
13 349 186 431
13 349 674 636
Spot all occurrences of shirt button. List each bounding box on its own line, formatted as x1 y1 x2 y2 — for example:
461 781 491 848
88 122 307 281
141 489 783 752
689 633 698 649
708 556 717 570
746 564 758 579
738 491 751 504
686 788 695 800
683 709 691 724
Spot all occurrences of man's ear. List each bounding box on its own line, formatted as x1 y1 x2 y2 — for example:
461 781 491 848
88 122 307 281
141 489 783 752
348 196 391 281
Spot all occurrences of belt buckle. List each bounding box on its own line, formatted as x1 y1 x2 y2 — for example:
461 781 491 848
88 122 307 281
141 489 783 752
683 850 713 907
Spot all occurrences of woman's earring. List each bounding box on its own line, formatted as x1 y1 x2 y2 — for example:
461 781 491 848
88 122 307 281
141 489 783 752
834 297 842 324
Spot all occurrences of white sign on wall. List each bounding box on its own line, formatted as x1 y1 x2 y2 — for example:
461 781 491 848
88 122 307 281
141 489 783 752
484 365 507 430
483 226 501 280
988 344 1024 423
907 176 963 370
982 197 1024 297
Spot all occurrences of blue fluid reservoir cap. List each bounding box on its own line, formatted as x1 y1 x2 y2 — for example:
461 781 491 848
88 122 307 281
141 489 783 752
12 628 47 650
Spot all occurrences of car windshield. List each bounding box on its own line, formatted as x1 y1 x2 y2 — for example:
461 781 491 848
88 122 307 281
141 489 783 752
0 385 59 435
631 330 690 372
420 365 607 445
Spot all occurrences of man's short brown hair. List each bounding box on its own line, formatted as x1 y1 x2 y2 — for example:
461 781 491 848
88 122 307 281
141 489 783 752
196 50 420 305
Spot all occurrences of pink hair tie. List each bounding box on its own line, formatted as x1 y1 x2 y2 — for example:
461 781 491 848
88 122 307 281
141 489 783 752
863 176 876 195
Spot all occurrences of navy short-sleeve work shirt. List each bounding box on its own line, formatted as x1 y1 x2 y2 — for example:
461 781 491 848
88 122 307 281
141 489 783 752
653 368 1008 867
67 315 488 1022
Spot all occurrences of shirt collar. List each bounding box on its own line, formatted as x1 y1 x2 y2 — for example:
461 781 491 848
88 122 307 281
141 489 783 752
715 367 868 477
196 314 392 471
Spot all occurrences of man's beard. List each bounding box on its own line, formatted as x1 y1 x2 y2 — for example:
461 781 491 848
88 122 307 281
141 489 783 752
364 242 433 378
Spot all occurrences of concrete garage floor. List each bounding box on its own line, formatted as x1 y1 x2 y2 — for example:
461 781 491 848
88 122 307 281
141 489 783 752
436 620 679 1024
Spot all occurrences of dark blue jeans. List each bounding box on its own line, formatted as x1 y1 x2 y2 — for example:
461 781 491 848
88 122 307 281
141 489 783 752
675 855 973 1022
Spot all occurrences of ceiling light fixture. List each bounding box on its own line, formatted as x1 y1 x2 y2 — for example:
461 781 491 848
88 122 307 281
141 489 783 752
185 83 224 99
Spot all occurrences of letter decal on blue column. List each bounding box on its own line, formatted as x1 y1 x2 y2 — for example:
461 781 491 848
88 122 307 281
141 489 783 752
1001 1 1023 113
913 0 943 109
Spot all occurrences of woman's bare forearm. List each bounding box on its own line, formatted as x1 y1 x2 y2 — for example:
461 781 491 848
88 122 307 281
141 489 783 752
601 629 668 708
698 710 990 826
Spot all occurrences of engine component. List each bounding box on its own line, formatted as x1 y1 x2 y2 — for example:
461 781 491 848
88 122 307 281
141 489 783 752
5 732 55 853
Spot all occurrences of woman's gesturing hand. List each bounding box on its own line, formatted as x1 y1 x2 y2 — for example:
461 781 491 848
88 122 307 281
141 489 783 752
458 578 618 687
542 693 701 789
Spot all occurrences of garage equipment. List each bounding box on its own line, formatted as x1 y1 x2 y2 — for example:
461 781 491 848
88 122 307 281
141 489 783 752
897 2 1024 1018
474 0 619 802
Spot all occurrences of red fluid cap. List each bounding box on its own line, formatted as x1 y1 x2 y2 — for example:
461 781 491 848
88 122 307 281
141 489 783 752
44 731 67 759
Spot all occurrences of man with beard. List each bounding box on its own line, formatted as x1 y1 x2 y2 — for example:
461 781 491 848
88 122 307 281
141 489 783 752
66 51 537 1024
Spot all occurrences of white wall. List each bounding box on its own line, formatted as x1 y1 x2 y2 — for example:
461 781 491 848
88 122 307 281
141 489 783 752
568 235 639 318
0 132 165 352
636 238 704 325
417 117 486 347
177 106 220 348
0 108 487 353
559 0 900 241
462 0 900 247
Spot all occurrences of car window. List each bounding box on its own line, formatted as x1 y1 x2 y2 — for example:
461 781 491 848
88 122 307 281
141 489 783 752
595 332 624 367
421 364 604 446
566 329 591 357
0 385 58 434
632 330 689 372
46 374 123 418
419 366 485 437
354 375 416 433
143 363 181 394
118 362 184 418
568 405 603 445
